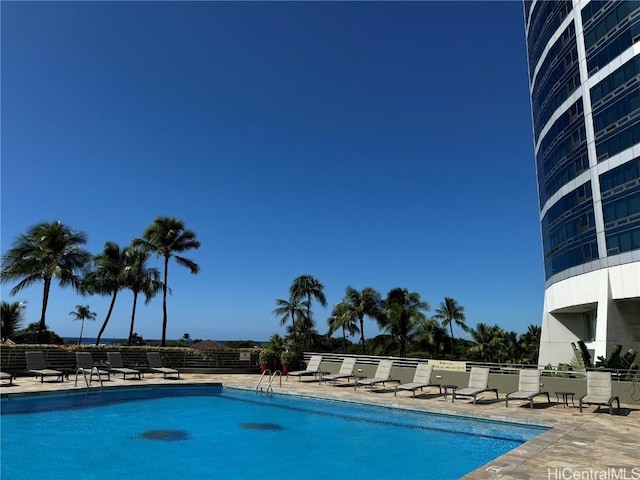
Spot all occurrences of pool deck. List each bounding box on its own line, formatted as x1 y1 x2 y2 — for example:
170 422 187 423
2 373 638 479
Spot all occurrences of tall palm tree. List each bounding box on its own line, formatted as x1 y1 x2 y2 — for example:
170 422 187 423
0 221 90 342
290 275 327 349
433 297 468 340
273 298 308 345
124 246 163 346
83 242 129 345
341 286 383 354
133 217 200 347
68 304 96 344
1 300 26 342
380 288 430 357
327 302 359 353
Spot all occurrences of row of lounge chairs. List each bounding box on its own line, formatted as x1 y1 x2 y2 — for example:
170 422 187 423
287 355 621 414
3 351 180 384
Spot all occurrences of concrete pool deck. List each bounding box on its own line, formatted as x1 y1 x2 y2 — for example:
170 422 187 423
2 373 638 479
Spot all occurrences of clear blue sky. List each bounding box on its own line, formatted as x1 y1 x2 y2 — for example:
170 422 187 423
1 1 542 343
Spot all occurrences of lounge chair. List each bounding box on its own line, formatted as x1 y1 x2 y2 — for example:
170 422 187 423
107 352 141 380
355 359 395 392
25 351 65 383
287 355 325 382
452 367 498 404
395 363 442 397
579 371 621 415
505 369 550 407
321 357 357 385
1 371 13 386
147 352 180 379
75 352 110 382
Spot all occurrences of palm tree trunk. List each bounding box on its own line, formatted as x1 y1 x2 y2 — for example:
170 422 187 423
161 256 169 347
95 291 118 345
128 291 139 346
342 327 347 353
359 316 366 353
78 320 84 345
38 278 51 343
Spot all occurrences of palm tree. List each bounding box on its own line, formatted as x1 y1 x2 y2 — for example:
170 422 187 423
0 221 90 342
133 217 200 347
68 304 96 344
414 317 449 358
273 298 308 345
123 246 163 346
469 323 503 363
380 288 430 357
290 275 327 349
327 302 359 353
82 242 129 345
341 286 383 353
519 324 541 365
1 300 26 341
433 297 468 340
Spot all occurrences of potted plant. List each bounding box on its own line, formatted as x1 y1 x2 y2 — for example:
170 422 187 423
259 349 276 373
280 351 302 375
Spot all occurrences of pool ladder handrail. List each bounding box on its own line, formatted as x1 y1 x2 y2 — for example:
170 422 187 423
74 366 104 393
255 369 282 393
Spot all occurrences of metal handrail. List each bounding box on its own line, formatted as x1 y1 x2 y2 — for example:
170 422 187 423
266 370 282 393
74 366 104 393
256 369 271 392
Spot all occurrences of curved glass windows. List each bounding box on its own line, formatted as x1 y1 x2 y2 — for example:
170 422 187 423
542 182 597 279
592 56 640 161
582 1 640 76
531 24 578 122
600 157 640 255
536 100 588 206
527 1 572 79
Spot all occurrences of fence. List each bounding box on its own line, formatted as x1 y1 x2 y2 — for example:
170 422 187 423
0 345 260 375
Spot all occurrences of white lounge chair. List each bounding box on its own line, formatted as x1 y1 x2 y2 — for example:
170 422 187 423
107 352 141 380
25 351 64 383
452 367 498 404
287 355 326 382
355 359 395 392
321 357 356 385
1 371 13 386
395 363 442 397
75 352 110 382
579 371 620 415
147 352 180 379
505 369 550 407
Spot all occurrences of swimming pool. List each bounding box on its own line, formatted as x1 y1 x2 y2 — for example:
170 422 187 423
1 385 547 479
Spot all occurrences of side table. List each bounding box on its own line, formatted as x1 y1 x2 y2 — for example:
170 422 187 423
442 384 458 401
555 391 575 408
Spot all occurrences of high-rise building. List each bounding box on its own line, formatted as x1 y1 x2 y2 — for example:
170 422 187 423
524 0 640 366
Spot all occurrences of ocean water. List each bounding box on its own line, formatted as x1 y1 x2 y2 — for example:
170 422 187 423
1 386 547 480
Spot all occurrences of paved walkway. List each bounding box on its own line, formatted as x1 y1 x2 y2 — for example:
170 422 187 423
2 373 638 479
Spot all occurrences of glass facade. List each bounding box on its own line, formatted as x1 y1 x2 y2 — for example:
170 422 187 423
582 1 640 76
591 56 640 161
536 100 588 205
600 157 640 255
541 183 597 279
526 0 640 282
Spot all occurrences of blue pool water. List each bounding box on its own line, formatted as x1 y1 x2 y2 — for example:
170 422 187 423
1 386 547 479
